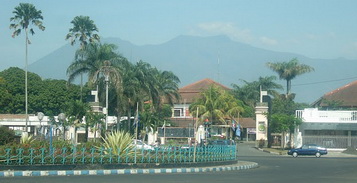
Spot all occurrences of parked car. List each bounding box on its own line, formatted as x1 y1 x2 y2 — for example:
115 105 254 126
287 144 328 157
132 140 155 151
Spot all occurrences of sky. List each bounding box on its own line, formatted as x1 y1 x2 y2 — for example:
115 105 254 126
1 0 357 71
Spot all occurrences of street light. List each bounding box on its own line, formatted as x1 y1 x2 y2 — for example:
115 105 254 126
58 113 66 140
37 112 44 139
105 73 109 131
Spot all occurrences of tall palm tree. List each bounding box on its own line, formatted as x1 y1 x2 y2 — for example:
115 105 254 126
67 43 123 131
66 15 100 100
267 58 314 96
10 3 45 132
65 15 100 49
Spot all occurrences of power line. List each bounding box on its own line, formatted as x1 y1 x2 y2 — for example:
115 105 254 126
293 76 357 87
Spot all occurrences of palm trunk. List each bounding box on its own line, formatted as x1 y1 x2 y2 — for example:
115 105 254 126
25 28 29 133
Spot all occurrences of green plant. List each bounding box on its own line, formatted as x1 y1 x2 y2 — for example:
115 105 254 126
0 126 16 145
20 133 35 145
100 131 135 156
258 139 265 148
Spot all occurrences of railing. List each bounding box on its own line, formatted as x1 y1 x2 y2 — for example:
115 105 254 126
296 108 357 123
0 145 236 166
303 135 357 148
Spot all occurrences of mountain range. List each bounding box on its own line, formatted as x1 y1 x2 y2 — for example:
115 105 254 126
28 35 357 104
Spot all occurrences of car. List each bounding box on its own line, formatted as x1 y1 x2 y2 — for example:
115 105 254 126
287 144 328 157
132 140 155 151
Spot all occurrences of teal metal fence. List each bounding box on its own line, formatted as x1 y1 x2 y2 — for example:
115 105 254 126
0 145 236 166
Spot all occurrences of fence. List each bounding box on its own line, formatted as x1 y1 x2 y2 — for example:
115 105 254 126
303 136 357 148
0 145 236 166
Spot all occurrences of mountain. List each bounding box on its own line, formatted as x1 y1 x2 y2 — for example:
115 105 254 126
28 35 357 104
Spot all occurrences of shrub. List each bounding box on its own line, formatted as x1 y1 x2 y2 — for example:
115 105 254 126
258 139 265 148
0 126 15 145
100 131 136 156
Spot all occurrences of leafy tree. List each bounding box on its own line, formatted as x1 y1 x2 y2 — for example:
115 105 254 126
10 3 45 129
64 100 90 143
140 103 172 131
269 95 302 148
85 112 105 142
266 58 314 96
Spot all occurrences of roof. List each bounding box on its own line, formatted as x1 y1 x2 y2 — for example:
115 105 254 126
313 80 357 107
239 118 256 128
178 78 230 103
0 114 27 120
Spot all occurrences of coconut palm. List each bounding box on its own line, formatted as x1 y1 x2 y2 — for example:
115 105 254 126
232 76 282 108
153 70 181 109
66 15 100 100
65 15 100 49
189 85 243 125
10 3 45 131
67 43 123 132
266 58 314 96
67 43 121 85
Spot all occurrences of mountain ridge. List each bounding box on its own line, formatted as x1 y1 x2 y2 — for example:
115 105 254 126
28 35 357 103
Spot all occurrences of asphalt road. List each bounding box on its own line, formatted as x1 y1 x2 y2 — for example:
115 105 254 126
2 142 357 183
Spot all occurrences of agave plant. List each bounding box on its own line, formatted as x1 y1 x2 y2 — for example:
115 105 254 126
100 131 135 156
20 133 35 144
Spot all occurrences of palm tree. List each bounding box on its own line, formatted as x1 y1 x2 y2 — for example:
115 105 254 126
66 15 100 100
266 58 314 96
10 3 45 132
189 85 243 125
232 76 282 108
67 43 120 84
65 15 100 49
153 70 181 109
67 43 123 132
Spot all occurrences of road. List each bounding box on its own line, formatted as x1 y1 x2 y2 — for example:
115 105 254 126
1 142 357 183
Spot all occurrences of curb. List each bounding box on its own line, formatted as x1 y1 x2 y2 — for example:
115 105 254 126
0 161 258 177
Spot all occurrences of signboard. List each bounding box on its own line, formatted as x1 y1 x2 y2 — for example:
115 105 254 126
247 128 256 134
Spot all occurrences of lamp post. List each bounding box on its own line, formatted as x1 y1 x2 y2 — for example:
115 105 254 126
37 112 44 139
105 74 109 131
58 113 66 140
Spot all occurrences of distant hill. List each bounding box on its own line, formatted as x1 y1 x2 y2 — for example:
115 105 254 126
28 35 357 104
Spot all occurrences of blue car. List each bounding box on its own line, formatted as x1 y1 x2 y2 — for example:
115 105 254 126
288 144 328 157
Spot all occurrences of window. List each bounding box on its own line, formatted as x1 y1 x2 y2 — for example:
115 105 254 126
174 108 183 117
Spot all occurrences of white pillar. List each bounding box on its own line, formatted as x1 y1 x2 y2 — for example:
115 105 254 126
255 103 268 147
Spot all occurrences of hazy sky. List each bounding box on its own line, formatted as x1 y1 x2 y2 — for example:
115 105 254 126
1 0 357 71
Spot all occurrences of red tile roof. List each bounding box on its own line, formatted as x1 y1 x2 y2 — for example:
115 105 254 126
315 80 357 107
178 78 230 103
